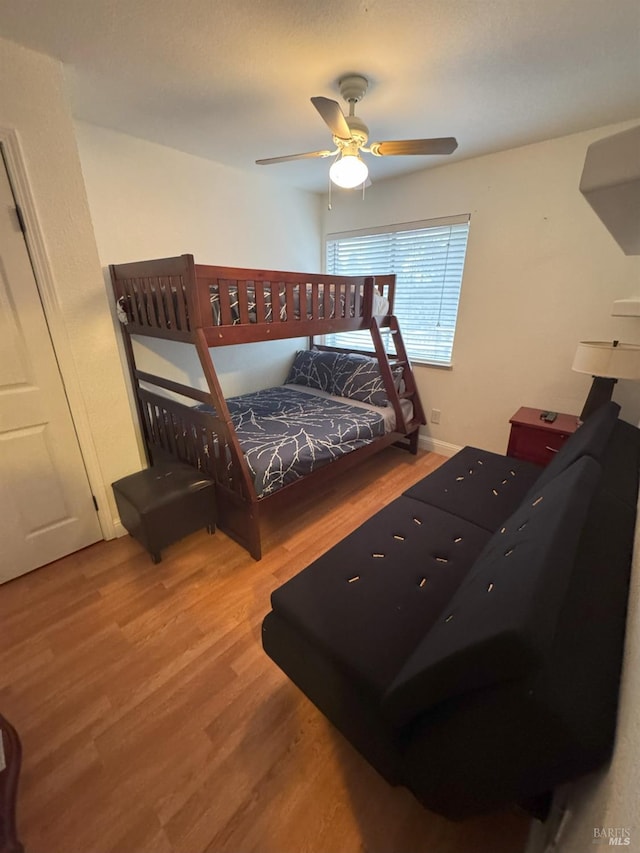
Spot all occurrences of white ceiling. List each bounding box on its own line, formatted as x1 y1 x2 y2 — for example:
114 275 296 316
0 0 638 192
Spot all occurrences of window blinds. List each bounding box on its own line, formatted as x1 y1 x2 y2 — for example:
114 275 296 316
325 214 470 365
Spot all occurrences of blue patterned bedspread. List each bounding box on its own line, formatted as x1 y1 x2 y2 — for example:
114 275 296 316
214 386 386 498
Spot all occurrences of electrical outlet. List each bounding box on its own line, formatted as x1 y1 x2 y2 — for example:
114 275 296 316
431 408 441 424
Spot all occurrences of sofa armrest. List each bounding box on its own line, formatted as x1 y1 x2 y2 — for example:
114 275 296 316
525 401 619 495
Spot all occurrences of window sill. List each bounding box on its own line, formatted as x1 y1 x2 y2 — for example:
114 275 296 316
411 359 453 370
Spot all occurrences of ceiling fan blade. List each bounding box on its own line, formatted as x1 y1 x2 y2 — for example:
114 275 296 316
256 149 336 165
311 96 352 141
370 137 458 157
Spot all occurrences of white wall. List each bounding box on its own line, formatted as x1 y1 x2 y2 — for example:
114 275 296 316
323 121 640 454
74 121 322 403
0 36 140 532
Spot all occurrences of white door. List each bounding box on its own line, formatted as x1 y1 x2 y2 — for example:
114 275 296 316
0 153 101 583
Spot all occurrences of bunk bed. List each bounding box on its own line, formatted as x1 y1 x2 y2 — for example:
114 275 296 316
110 254 426 559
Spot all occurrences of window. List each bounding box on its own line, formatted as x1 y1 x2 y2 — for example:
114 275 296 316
325 214 470 366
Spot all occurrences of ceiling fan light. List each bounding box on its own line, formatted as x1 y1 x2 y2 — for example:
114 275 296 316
329 154 369 189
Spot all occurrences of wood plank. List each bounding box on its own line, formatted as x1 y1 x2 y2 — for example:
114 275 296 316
128 278 144 326
154 277 169 328
217 279 233 325
171 274 189 331
237 281 250 325
0 448 530 853
161 276 179 331
323 280 332 319
202 315 392 346
139 276 159 327
272 282 283 323
285 282 296 321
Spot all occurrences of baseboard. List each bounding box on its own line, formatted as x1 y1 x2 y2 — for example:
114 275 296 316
418 434 462 458
112 518 129 539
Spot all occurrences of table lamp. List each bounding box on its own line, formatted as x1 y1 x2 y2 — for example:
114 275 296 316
572 340 640 422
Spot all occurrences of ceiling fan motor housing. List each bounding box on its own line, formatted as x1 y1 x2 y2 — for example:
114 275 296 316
335 114 369 149
338 74 369 104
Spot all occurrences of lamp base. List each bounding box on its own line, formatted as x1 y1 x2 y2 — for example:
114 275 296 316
580 376 617 422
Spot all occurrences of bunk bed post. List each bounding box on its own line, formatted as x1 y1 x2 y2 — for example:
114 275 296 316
185 254 213 331
362 276 375 320
379 274 396 314
109 264 151 466
193 328 262 559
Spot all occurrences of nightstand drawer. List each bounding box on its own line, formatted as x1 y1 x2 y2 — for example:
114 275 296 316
507 423 571 466
507 407 579 467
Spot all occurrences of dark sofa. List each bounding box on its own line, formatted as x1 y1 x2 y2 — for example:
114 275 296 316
262 402 640 819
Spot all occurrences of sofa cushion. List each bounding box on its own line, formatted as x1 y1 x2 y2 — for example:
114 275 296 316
382 456 601 727
269 496 492 696
528 401 619 495
403 446 542 533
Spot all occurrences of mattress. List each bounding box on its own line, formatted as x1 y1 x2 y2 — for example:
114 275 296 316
199 385 403 498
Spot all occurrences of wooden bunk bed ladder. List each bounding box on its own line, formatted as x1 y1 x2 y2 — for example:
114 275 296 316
370 315 426 453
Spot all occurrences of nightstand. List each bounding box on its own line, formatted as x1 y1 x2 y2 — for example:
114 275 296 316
507 407 579 467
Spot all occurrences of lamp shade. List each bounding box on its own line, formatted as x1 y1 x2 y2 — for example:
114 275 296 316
329 154 369 189
572 341 640 380
612 298 640 317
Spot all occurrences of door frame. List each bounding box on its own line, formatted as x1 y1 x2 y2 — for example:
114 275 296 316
0 126 114 540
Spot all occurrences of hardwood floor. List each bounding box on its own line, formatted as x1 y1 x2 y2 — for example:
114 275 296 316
0 448 531 853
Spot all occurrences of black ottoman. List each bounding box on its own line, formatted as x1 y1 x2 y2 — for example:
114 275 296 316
112 462 216 563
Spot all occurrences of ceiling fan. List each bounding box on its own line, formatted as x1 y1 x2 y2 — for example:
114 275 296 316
256 74 458 189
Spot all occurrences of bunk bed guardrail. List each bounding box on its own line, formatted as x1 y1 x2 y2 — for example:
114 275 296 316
111 255 396 343
136 378 262 556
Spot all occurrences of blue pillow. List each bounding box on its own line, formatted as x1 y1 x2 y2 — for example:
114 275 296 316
332 353 401 407
285 350 339 392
